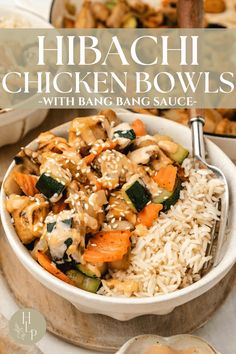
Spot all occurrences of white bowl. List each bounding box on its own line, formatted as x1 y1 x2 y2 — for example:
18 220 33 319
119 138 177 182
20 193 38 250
117 334 219 354
206 134 236 163
0 5 53 148
1 113 236 321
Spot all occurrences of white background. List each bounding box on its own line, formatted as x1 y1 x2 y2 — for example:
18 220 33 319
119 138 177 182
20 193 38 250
0 0 236 353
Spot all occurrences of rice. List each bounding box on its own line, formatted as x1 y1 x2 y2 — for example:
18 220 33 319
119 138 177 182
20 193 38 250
98 158 224 297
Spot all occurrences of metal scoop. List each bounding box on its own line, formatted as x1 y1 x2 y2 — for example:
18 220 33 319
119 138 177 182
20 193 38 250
190 110 229 268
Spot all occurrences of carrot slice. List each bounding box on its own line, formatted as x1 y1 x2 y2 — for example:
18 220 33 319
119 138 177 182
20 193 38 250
131 119 147 136
83 141 117 165
138 203 163 228
153 165 177 192
37 251 74 285
13 172 38 196
83 230 131 263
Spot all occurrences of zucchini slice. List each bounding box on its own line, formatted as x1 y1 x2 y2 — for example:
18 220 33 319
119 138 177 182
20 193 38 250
154 134 189 164
66 269 101 293
113 129 136 141
153 178 182 211
168 145 189 164
124 180 151 212
36 173 65 201
76 264 98 278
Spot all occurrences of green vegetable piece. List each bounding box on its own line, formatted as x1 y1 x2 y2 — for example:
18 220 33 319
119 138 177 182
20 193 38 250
113 129 136 140
62 218 72 227
168 145 189 164
125 180 151 212
66 269 101 293
153 178 182 211
36 173 65 199
64 238 73 248
154 134 189 164
47 222 56 233
76 264 98 278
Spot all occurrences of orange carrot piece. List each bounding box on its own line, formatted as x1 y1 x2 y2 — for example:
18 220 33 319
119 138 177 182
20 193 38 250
131 119 147 136
83 230 131 263
138 203 163 228
37 251 74 285
153 165 177 192
83 141 117 165
13 172 38 196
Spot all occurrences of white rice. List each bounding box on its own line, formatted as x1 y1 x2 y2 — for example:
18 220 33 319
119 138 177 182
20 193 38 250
98 158 224 297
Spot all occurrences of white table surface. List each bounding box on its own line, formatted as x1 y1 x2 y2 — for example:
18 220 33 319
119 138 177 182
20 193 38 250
0 0 236 353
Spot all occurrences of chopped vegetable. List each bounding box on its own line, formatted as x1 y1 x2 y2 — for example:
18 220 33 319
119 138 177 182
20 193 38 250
153 165 177 192
37 251 74 285
76 264 98 278
137 203 163 227
36 173 65 201
154 178 182 211
13 172 38 196
168 144 189 164
83 230 131 263
113 129 136 140
66 269 101 293
124 180 151 212
83 140 117 165
154 134 189 164
131 119 147 136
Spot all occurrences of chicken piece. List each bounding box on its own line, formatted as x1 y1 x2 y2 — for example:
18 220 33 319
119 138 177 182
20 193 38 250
99 109 121 126
69 115 107 148
204 109 222 133
109 251 130 270
106 1 129 28
37 131 73 155
162 109 189 125
215 119 236 135
75 1 96 28
107 190 137 225
95 150 133 189
134 135 158 148
217 109 235 118
151 149 173 171
67 181 106 234
6 194 49 244
103 279 139 296
128 145 160 165
91 2 110 22
158 140 178 154
141 11 164 28
126 0 148 13
204 0 226 13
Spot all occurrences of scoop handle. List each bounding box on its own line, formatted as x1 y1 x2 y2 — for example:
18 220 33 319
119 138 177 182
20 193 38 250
177 0 204 28
190 113 206 161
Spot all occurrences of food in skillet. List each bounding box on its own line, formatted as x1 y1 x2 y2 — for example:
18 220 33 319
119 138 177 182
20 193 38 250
132 108 236 136
62 0 178 28
61 0 231 29
5 111 224 297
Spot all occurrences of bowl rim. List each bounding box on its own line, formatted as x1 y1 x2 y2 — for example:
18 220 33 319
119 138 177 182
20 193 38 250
1 113 236 306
